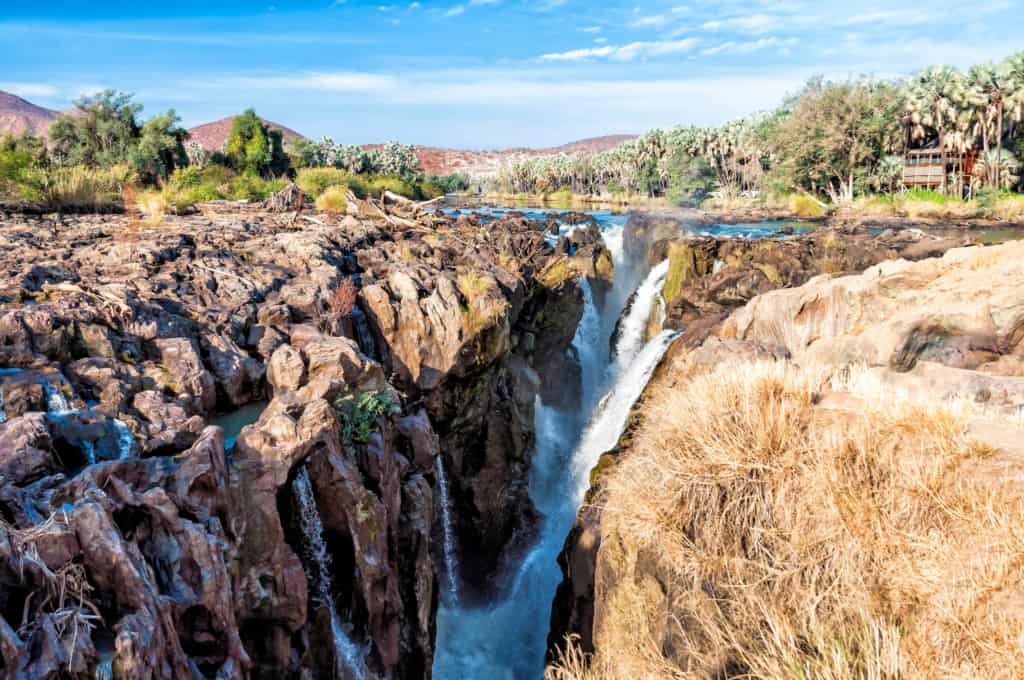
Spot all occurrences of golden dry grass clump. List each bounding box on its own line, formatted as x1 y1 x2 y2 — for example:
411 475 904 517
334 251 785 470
548 359 1024 680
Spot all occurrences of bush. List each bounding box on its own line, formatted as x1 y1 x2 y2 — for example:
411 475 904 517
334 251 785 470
333 391 395 444
20 166 121 211
788 193 826 217
365 174 418 199
544 187 575 207
136 190 168 224
296 167 357 198
991 193 1024 221
315 185 349 213
227 173 284 201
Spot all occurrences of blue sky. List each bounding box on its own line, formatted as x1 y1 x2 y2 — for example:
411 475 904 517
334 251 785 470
2 1 1021 149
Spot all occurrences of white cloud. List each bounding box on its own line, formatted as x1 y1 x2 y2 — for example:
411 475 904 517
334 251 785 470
701 13 779 34
541 38 699 62
579 25 602 33
445 5 465 16
0 82 59 98
702 37 792 56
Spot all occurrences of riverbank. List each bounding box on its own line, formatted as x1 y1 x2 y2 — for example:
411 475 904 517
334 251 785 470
450 191 1024 233
547 238 1024 679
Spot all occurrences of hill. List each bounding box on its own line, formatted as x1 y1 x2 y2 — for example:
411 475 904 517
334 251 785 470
187 116 305 152
0 90 58 137
406 135 638 176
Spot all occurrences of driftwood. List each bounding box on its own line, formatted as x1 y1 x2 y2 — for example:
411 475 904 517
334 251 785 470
263 183 307 213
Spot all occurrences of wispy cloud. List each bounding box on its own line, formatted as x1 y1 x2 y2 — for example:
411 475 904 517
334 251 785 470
702 37 793 56
541 38 699 62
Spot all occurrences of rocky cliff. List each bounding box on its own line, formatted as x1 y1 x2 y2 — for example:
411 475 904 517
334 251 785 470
0 199 603 678
547 239 1024 678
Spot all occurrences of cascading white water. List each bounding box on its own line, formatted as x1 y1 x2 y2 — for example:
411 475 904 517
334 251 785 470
434 209 674 679
434 455 461 607
82 439 97 466
42 380 71 413
113 419 134 459
293 467 368 680
570 330 679 496
611 259 670 372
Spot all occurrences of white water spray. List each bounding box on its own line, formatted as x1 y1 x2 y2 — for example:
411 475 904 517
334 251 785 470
435 455 461 607
113 419 134 459
612 259 670 371
42 380 71 413
293 467 368 680
570 331 679 499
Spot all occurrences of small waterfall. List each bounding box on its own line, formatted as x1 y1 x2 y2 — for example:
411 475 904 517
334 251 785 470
42 380 71 413
434 455 461 607
574 278 604 409
571 331 679 499
113 419 134 459
293 467 368 680
94 658 113 680
82 439 97 466
611 260 670 372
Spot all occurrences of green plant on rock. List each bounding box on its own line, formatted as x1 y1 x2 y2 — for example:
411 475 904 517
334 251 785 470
333 391 395 444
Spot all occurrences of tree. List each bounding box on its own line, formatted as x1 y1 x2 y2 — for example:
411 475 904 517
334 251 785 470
287 137 318 169
224 109 289 176
906 66 968 193
132 111 188 182
772 78 903 202
49 90 142 168
47 90 186 181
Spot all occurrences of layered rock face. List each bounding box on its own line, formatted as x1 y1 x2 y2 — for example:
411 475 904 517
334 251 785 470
549 238 1024 673
620 216 971 348
0 201 600 678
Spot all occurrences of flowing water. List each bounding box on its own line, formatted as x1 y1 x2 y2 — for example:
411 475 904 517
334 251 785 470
435 455 461 607
293 466 368 680
433 209 667 680
611 259 670 371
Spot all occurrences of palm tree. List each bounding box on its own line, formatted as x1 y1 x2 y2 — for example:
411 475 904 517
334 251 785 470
906 65 967 193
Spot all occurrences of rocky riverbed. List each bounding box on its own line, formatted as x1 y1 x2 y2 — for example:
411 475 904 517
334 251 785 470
0 198 609 679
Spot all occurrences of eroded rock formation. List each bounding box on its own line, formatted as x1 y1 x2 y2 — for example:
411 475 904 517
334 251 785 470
0 202 602 678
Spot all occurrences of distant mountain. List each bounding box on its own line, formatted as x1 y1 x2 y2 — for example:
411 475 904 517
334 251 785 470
3 90 636 174
403 135 639 176
0 90 58 137
187 116 306 152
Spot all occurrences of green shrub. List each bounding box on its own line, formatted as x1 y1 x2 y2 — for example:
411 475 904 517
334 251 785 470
333 392 395 444
296 167 355 198
20 166 120 211
315 185 348 213
226 173 283 201
789 193 826 217
544 187 575 207
365 174 418 199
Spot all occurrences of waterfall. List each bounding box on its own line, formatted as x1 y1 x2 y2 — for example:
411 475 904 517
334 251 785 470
94 659 112 680
82 439 97 466
293 467 368 680
432 210 666 680
113 419 135 459
42 380 71 413
570 331 679 499
611 259 670 372
434 455 461 607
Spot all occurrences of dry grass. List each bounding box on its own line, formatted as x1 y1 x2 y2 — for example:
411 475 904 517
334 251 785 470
315 185 349 213
136 189 168 225
548 359 1024 680
457 270 493 301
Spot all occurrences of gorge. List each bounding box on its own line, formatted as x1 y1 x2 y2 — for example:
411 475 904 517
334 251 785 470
0 192 1020 680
